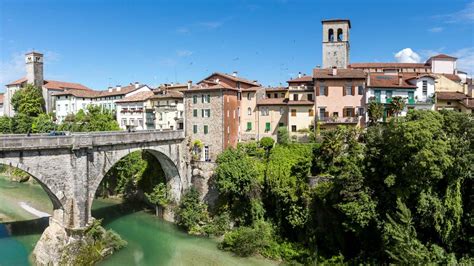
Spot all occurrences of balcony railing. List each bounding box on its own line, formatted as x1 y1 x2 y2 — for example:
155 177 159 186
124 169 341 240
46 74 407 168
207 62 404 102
318 116 359 124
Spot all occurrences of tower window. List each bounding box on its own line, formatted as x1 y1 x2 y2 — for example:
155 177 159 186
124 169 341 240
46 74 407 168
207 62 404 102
337 28 343 41
328 29 334 42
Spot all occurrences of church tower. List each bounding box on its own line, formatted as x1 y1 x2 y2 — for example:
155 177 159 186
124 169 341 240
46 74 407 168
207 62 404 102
25 51 44 88
322 19 350 69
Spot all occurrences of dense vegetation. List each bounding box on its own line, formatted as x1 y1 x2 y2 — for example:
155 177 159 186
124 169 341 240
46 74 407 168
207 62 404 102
0 84 119 134
176 110 473 264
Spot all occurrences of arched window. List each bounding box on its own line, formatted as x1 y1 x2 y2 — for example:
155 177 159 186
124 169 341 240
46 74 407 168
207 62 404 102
247 107 252 116
328 29 334 42
337 28 343 41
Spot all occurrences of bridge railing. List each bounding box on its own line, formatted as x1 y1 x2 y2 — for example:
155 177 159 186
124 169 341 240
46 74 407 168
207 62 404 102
0 130 185 151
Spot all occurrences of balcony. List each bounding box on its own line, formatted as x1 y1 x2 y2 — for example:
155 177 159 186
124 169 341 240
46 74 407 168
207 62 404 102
289 86 314 91
318 116 359 124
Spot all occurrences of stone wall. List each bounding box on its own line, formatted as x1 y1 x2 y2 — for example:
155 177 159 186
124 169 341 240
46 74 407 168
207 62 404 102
190 161 218 207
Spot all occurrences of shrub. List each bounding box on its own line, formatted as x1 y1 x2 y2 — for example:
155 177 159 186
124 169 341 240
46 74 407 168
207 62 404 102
176 187 208 234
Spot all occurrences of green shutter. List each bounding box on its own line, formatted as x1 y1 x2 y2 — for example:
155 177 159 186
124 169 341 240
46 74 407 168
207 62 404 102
265 122 271 132
204 125 208 134
193 125 197 133
193 95 197 104
247 122 252 131
193 109 197 117
207 95 211 103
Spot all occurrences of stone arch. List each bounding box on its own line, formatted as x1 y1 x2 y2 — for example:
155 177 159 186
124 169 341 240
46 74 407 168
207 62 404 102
0 160 64 212
337 28 343 41
328 28 334 42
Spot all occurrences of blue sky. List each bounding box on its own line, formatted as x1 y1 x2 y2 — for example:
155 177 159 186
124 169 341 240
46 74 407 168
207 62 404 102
1 0 473 90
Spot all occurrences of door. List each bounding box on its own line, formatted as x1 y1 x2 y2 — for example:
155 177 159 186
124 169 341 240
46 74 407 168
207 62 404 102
374 90 381 103
408 91 415 104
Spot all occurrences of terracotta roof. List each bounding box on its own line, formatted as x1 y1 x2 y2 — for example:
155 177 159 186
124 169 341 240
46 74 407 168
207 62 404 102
287 100 315 105
436 91 467 100
0 94 4 104
313 68 366 79
5 77 91 91
349 63 430 69
441 74 462 83
405 74 437 81
52 89 100 98
257 98 288 106
242 86 261 92
428 54 457 60
201 72 260 86
368 74 417 88
321 19 351 28
461 98 474 109
265 86 288 92
99 84 147 97
115 91 154 103
287 75 313 83
184 82 238 92
150 90 183 99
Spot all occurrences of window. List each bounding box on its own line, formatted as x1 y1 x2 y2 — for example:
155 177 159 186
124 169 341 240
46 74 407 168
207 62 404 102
267 93 271 98
308 94 313 101
374 90 381 103
328 29 334 42
343 107 355 117
386 91 393 103
309 109 314 116
447 101 452 105
358 107 365 116
333 112 339 117
278 122 284 127
202 109 211 118
345 86 352 96
138 119 143 128
130 118 135 126
206 95 211 103
65 104 68 112
319 86 327 96
358 86 364 95
247 122 252 131
337 28 343 41
265 122 271 132
193 125 198 133
279 107 284 115
204 146 210 161
261 107 269 116
247 107 252 116
204 125 208 134
291 109 297 117
227 126 230 133
291 125 297 132
201 94 205 103
422 80 428 96
57 104 60 112
274 93 278 98
293 94 298 101
237 92 241 100
227 110 230 117
193 109 198 117
193 95 197 104
121 119 126 126
247 93 251 100
319 108 326 119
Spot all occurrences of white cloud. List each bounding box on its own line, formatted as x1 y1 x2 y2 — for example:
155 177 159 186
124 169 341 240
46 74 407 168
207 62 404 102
0 52 26 85
428 27 444 33
453 47 474 74
394 48 421 63
434 2 474 23
176 50 193 57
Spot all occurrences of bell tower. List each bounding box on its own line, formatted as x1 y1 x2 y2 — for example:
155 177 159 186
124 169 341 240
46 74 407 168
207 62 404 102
322 19 350 69
25 51 44 88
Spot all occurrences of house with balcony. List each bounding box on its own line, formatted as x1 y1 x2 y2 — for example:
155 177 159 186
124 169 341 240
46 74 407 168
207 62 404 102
115 91 154 130
287 74 315 136
405 74 436 111
314 68 367 129
256 89 288 140
149 90 184 131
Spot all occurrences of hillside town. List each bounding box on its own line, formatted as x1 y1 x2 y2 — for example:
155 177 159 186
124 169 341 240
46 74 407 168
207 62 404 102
1 18 473 162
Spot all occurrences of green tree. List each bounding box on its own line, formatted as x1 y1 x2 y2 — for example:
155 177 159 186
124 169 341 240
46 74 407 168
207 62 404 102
11 84 45 117
32 113 55 133
367 101 384 125
176 187 209 234
277 126 290 145
0 116 12 133
11 113 33 134
145 183 171 217
387 96 405 119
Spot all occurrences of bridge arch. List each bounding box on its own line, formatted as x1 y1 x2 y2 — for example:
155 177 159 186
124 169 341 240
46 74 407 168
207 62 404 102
0 160 64 214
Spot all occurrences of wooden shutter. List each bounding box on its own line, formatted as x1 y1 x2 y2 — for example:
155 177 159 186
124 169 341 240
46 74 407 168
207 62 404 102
324 111 329 118
352 108 356 117
351 86 355 96
343 87 346 96
316 86 320 96
325 87 329 96
343 108 347 117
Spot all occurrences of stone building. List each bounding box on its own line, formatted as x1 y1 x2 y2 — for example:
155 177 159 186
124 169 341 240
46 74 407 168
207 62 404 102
322 19 351 69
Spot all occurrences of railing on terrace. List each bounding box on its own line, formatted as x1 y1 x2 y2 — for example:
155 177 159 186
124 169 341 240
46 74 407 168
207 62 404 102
318 117 359 124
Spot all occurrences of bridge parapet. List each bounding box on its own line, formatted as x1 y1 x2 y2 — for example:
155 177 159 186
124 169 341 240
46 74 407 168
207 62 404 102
0 130 185 151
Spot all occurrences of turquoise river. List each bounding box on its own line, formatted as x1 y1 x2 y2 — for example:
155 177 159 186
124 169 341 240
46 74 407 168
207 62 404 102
0 176 274 266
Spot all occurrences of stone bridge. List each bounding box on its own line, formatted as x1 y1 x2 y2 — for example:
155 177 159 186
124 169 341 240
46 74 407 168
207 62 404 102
0 130 190 264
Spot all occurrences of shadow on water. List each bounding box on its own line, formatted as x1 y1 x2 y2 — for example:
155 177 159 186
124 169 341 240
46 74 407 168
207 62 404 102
92 200 145 227
0 217 49 239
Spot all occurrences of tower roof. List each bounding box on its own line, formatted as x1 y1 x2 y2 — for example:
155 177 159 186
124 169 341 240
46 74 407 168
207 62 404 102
321 19 351 28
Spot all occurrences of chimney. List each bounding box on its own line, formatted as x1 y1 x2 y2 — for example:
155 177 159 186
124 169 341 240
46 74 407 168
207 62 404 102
232 71 238 77
187 80 192 90
332 66 337 76
367 75 371 86
298 72 302 78
108 87 113 92
134 81 140 88
398 75 403 85
25 51 44 88
116 85 121 91
216 78 220 84
316 65 321 69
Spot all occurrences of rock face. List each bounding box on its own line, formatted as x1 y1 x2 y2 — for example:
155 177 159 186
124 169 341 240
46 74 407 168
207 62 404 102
191 161 218 207
32 220 68 266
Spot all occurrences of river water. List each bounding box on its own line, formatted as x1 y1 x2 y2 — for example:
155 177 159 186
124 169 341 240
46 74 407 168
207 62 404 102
0 176 274 266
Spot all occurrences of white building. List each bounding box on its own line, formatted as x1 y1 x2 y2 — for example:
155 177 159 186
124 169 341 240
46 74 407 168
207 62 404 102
149 90 184 131
405 74 436 111
0 94 4 116
116 91 154 130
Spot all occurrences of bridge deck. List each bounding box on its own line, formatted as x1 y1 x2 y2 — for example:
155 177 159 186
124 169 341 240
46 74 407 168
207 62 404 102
0 130 185 151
